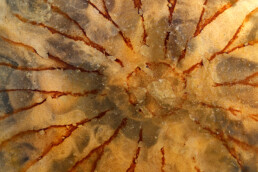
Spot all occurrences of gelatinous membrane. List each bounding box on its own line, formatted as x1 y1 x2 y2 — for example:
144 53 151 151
0 0 257 172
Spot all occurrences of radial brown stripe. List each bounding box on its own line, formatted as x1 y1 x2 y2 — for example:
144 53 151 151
0 111 110 148
161 147 165 172
226 40 258 54
164 31 170 59
227 135 258 153
183 61 203 75
209 8 258 61
168 0 177 25
0 125 67 149
193 0 208 37
69 118 128 172
0 35 39 55
164 0 177 58
199 102 241 117
0 99 47 121
87 0 133 50
18 110 110 172
0 89 99 98
47 53 102 74
0 36 101 73
0 62 61 72
193 120 243 169
214 72 258 87
179 0 207 62
248 114 258 122
133 0 142 9
195 0 240 37
14 13 110 56
86 0 134 53
177 41 188 62
132 0 148 45
140 14 148 45
0 60 101 74
126 128 143 172
46 2 116 60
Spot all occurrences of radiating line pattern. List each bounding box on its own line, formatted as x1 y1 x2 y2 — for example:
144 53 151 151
0 0 257 171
